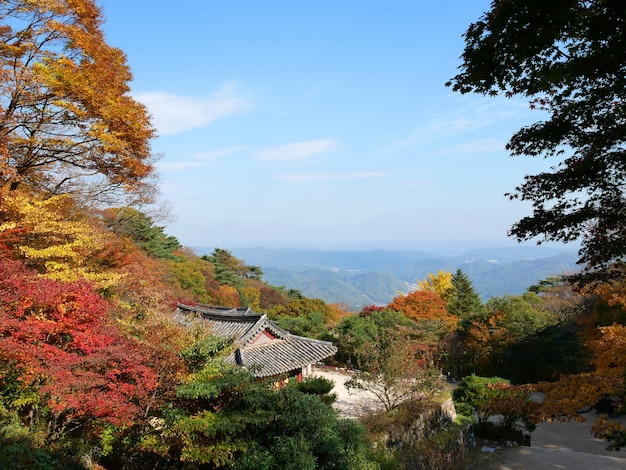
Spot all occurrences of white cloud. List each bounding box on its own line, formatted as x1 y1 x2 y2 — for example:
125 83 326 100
255 139 339 162
275 171 389 182
194 146 246 159
134 81 252 136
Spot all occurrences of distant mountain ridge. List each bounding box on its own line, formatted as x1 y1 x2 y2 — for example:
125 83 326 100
193 246 579 310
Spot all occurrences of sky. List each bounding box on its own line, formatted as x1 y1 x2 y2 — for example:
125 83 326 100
99 1 566 254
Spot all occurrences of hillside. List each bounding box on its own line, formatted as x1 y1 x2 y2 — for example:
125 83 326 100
194 246 579 308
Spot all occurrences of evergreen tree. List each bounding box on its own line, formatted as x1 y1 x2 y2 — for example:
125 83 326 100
202 248 263 291
445 270 485 379
447 269 485 330
103 207 181 259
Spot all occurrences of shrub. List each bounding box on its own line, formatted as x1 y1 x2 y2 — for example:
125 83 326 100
296 376 337 405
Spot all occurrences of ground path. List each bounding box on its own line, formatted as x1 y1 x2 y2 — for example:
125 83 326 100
310 367 384 418
468 414 626 469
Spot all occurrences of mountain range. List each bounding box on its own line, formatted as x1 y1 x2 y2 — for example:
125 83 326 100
194 246 580 310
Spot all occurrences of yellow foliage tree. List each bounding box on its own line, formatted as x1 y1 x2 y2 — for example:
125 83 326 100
0 190 121 288
241 286 261 311
417 270 453 299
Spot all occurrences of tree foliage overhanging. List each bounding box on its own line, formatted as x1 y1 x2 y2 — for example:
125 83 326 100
0 0 157 204
447 0 626 284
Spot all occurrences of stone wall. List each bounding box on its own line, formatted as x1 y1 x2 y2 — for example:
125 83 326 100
380 398 456 448
377 398 476 469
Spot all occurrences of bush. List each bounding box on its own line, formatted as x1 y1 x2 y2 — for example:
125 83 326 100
453 375 534 446
452 375 511 423
296 376 337 405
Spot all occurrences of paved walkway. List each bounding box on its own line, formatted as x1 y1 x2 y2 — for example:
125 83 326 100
471 415 626 470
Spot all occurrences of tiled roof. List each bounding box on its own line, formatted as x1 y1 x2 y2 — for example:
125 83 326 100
174 303 337 378
230 337 338 378
173 303 263 340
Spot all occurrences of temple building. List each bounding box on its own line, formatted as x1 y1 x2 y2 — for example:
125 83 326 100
174 303 337 381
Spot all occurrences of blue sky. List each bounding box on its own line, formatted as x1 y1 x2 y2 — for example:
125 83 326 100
99 1 563 254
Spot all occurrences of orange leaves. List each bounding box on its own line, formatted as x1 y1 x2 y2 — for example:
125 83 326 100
389 289 447 319
531 323 626 423
592 414 626 442
210 284 241 307
588 323 626 376
389 289 457 332
327 303 352 324
0 0 156 198
590 274 626 310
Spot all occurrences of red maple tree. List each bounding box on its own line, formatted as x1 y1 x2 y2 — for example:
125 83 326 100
0 256 158 431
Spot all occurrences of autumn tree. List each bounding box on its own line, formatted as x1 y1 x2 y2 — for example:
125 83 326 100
529 277 589 323
0 190 122 288
417 270 453 299
461 293 558 381
0 0 156 203
269 297 338 324
389 289 456 333
258 284 289 310
163 255 213 303
525 323 626 441
0 256 159 440
448 0 626 284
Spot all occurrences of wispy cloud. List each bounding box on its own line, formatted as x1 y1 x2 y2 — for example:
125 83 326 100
134 81 252 136
392 97 529 150
275 171 389 182
157 146 246 173
255 139 338 162
393 115 491 150
438 138 505 154
194 146 246 159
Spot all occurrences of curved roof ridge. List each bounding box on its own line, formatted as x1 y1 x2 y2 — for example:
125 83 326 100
176 303 263 321
282 333 335 346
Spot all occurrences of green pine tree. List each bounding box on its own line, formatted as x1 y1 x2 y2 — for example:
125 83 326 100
447 269 485 331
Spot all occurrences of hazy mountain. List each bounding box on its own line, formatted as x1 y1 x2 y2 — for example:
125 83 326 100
193 246 579 310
